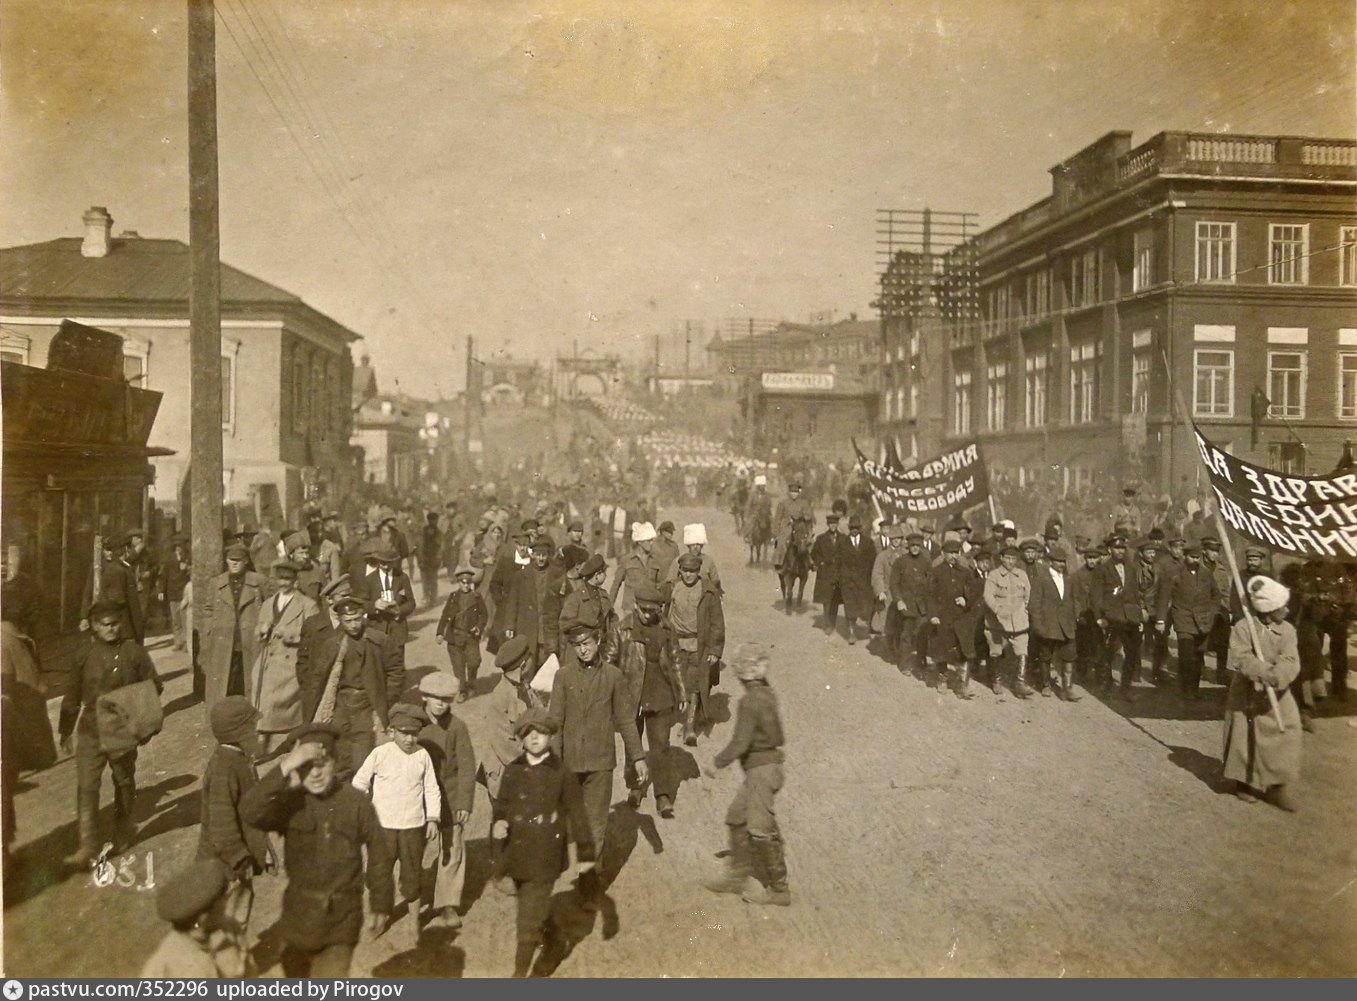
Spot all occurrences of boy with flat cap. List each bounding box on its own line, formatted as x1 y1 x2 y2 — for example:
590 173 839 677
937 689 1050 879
142 859 241 977
482 636 542 895
492 708 596 977
417 673 476 929
59 599 163 865
239 722 382 976
437 565 487 700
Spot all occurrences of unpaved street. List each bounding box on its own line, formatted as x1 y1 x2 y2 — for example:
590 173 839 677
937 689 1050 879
4 506 1355 977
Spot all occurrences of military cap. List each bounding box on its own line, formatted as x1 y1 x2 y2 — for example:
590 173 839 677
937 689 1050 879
284 721 341 755
1245 546 1268 559
563 620 601 643
495 635 532 670
825 513 841 523
531 538 554 553
210 696 259 744
568 520 585 533
331 596 367 616
286 531 311 552
388 703 428 733
1201 537 1222 550
906 531 924 543
271 558 299 578
1043 526 1061 540
634 580 666 605
1106 534 1128 548
521 518 540 532
1000 542 1021 555
453 564 477 579
658 520 675 534
677 552 703 572
157 860 228 925
87 599 123 621
942 538 962 553
1182 544 1202 557
1169 537 1186 546
514 707 558 739
320 574 352 598
511 532 529 544
418 672 461 699
578 553 607 578
224 541 251 560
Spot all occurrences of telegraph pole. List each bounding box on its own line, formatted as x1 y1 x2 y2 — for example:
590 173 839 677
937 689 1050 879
188 0 223 702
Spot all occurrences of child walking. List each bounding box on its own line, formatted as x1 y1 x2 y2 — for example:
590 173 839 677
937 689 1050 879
492 707 595 977
437 565 487 699
416 672 477 930
351 703 440 941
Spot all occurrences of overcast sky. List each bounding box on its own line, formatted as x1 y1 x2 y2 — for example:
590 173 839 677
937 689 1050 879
3 0 1354 398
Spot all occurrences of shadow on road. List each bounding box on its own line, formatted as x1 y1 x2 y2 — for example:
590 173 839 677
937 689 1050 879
371 926 466 978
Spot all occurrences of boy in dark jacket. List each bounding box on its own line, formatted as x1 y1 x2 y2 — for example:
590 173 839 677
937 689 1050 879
437 565 487 700
197 696 272 969
492 708 595 977
703 647 790 907
417 671 477 930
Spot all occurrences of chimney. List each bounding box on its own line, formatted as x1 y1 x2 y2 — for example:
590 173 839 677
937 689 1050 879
81 206 113 258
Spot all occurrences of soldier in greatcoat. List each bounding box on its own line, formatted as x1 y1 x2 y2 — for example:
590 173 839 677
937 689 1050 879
926 539 984 696
202 542 267 706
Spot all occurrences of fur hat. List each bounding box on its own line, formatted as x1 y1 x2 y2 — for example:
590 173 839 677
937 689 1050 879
683 524 708 546
1247 575 1290 614
631 522 657 543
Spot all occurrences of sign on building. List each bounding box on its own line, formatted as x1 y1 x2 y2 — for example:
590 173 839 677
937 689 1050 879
761 371 834 391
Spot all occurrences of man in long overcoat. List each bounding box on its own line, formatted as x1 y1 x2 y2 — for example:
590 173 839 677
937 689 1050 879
202 542 268 706
1155 544 1222 698
840 517 877 646
1029 548 1080 701
810 513 848 634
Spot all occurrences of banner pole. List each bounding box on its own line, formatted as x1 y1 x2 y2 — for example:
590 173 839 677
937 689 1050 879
1163 361 1284 730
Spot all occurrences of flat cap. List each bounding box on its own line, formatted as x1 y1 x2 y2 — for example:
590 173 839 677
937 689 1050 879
633 580 666 605
906 531 924 542
209 695 259 744
388 702 429 733
942 538 962 553
677 552 703 572
223 541 251 560
495 635 532 670
531 538 554 553
578 553 607 578
285 531 311 552
1245 546 1268 559
419 672 462 699
157 860 227 924
1182 544 1202 556
331 596 367 616
87 599 123 621
284 721 341 755
320 574 352 598
1045 547 1068 563
514 706 558 739
1201 537 1222 550
1000 542 1021 555
1019 538 1043 552
521 518 540 532
825 513 840 523
658 520 675 533
563 620 600 643
453 564 477 578
568 520 585 533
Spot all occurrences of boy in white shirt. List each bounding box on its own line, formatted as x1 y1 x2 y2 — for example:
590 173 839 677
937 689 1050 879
351 703 440 936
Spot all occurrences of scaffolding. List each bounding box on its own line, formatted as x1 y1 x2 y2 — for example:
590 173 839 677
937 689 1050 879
875 208 980 324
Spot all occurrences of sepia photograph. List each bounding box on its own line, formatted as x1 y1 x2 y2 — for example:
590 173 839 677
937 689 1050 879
1 0 1354 979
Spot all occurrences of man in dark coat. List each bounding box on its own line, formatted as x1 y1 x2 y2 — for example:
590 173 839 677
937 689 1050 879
1092 535 1151 698
1030 548 1081 701
1069 546 1105 684
295 596 400 773
79 532 146 644
59 600 163 864
417 511 444 608
488 533 532 653
840 516 878 646
359 543 416 691
617 580 687 818
1155 544 1222 698
925 540 983 692
810 513 848 635
663 553 725 745
890 531 933 674
502 539 563 672
240 722 383 977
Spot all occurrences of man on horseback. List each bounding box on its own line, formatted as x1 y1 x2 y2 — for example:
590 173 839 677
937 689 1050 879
777 515 815 613
743 475 774 565
772 481 815 572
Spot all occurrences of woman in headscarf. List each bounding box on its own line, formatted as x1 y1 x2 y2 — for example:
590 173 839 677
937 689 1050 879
1223 574 1303 811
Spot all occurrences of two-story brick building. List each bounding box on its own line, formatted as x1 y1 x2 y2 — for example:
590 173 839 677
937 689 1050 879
880 132 1357 494
0 207 360 524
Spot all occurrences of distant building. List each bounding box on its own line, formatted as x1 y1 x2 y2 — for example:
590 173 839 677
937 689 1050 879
878 132 1357 492
0 207 361 524
708 316 878 395
352 391 422 491
556 349 624 398
480 356 541 406
742 369 878 464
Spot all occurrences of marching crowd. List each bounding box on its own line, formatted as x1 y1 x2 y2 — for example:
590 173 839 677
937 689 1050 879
10 463 789 979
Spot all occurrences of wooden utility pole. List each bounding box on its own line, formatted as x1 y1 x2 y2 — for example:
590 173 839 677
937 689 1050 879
188 0 224 701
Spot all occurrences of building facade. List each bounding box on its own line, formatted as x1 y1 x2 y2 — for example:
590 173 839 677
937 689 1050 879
880 132 1357 494
0 208 360 525
742 370 878 464
708 317 879 395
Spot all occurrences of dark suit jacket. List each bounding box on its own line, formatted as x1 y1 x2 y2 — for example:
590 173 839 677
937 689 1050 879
295 614 399 724
81 558 145 643
1029 566 1077 641
502 565 562 661
1156 564 1222 635
1092 559 1145 625
360 568 416 646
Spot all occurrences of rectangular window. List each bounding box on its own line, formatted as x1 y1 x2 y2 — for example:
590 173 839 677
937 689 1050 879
1131 351 1151 415
1035 269 1050 316
1 332 31 366
1268 350 1306 418
292 347 308 433
986 362 1008 430
1268 224 1309 285
1068 341 1100 423
1195 222 1236 283
1024 353 1048 428
953 370 973 435
1133 228 1154 292
1193 349 1234 417
1080 249 1099 306
1341 226 1357 286
1340 353 1357 420
122 353 146 385
909 382 919 419
1269 441 1306 475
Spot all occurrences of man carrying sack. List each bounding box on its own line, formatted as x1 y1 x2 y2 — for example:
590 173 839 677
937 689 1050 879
59 599 163 866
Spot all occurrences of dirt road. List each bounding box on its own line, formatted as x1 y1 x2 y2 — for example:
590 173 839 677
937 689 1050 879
5 506 1355 976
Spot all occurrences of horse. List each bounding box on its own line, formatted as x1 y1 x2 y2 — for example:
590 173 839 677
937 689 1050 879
777 518 813 613
745 496 773 565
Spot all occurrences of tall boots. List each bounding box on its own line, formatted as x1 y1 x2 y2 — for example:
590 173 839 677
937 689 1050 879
1011 655 1035 699
1058 665 1081 701
67 786 103 866
683 704 699 747
742 834 791 907
703 824 753 894
951 661 975 700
